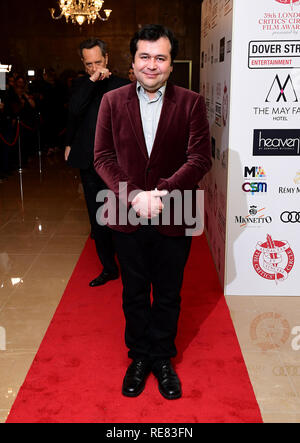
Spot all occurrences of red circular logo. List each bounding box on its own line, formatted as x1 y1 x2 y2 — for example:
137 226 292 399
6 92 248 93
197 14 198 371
276 0 299 4
253 235 295 282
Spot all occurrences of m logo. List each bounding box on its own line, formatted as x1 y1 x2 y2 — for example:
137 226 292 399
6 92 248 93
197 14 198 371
265 75 298 103
244 166 266 179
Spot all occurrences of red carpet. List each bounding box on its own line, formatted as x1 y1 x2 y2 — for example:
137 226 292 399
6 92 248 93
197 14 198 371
6 235 262 423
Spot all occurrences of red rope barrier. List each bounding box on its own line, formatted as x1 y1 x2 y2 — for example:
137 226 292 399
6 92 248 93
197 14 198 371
0 121 20 147
0 117 65 147
19 121 36 131
58 127 66 137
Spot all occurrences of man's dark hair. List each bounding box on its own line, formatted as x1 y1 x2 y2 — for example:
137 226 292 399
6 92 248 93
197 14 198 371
130 24 179 64
79 38 108 58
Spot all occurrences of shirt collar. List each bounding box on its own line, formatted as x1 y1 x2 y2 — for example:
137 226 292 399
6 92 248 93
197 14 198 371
136 81 166 102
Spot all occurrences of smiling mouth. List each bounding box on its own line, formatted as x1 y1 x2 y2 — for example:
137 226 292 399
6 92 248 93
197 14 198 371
144 73 159 78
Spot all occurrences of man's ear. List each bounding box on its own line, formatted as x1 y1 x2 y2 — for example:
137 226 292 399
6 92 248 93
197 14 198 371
105 53 109 67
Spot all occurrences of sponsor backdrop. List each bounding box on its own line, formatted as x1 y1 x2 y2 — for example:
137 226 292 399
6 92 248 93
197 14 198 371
200 0 233 289
200 0 300 296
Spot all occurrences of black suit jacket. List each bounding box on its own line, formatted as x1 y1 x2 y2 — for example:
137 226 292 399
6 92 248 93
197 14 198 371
66 74 130 169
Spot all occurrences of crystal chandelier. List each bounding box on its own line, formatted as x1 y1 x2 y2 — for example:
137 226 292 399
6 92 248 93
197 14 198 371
50 0 112 26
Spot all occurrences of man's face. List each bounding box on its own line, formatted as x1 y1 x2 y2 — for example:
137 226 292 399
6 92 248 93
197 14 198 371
81 46 108 76
133 37 173 93
128 68 136 82
15 78 25 90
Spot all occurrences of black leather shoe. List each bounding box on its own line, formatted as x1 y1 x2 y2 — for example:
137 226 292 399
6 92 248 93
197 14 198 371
152 360 182 400
122 359 151 397
89 270 119 287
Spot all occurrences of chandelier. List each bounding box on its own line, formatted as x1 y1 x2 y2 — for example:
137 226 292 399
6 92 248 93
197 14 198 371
50 1 112 26
0 63 12 73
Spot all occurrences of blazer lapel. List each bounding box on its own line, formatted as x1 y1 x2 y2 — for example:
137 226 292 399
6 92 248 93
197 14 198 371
149 82 177 162
126 84 149 160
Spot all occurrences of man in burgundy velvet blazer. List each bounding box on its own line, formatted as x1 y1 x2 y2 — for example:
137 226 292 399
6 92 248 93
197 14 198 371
94 25 212 400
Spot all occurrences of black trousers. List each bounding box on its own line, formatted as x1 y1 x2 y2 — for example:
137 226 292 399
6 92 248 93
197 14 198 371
113 226 192 361
80 166 118 274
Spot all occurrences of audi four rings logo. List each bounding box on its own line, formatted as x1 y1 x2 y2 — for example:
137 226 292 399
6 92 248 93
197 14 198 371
280 211 300 223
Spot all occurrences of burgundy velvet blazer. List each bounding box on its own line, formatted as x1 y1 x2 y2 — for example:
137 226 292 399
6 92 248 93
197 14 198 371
94 81 212 236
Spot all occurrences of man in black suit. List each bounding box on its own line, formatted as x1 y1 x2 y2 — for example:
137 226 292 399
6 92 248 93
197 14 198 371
65 38 130 287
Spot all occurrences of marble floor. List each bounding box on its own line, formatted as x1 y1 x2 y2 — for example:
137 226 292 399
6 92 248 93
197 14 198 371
0 152 300 423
